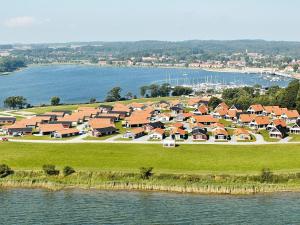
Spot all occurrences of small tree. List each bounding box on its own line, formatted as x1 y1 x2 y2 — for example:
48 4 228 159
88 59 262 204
50 96 60 106
89 98 96 103
63 166 75 176
0 164 14 178
260 168 273 183
139 167 153 179
42 164 59 176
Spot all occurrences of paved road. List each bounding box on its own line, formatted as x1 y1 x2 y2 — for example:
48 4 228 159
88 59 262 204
6 135 300 145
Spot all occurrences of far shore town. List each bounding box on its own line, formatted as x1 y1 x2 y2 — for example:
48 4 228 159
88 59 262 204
1 96 300 146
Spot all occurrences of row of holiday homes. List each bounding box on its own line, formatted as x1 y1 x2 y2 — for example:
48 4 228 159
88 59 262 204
0 97 300 141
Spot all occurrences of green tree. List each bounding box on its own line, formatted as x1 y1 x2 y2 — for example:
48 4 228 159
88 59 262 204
293 64 299 72
172 86 193 96
89 98 96 103
63 166 75 176
139 167 153 179
4 96 27 109
105 87 122 102
42 164 59 176
0 164 14 178
159 83 171 97
140 86 148 97
125 92 133 100
279 80 300 109
50 96 60 106
260 168 273 183
208 97 222 109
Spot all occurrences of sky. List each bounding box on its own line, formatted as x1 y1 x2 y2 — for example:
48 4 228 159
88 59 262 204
0 0 299 44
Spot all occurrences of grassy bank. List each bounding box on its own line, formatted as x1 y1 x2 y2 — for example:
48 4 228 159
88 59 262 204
1 142 300 194
2 170 300 194
1 142 300 174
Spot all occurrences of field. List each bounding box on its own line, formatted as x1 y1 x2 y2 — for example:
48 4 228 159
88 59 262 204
1 142 300 175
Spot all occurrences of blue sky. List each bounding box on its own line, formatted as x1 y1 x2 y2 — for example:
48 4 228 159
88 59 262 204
0 0 299 43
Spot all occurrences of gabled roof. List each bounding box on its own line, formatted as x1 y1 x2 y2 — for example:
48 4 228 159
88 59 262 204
196 104 208 114
172 122 184 128
271 119 287 128
248 104 264 112
39 124 65 133
171 128 187 135
239 114 256 123
88 118 114 129
129 127 145 135
55 128 79 135
234 128 250 136
283 110 299 118
113 103 131 113
252 116 270 125
212 128 228 136
151 128 165 135
193 115 219 123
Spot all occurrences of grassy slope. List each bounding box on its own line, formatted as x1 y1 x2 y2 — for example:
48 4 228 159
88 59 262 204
1 142 300 175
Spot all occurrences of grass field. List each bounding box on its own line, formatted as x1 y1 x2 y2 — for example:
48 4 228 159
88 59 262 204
1 142 300 175
259 130 280 142
289 134 300 142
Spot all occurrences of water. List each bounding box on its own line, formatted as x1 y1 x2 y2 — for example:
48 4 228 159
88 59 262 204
0 65 292 106
1 189 300 224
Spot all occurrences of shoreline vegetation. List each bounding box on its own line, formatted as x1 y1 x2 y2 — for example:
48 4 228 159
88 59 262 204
2 171 300 195
1 143 300 194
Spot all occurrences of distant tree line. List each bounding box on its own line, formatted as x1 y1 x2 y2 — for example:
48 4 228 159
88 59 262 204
140 83 193 98
221 80 300 111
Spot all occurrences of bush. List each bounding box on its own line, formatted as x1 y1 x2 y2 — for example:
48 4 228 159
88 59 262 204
63 166 75 176
42 164 59 176
260 168 273 183
139 167 153 179
0 164 14 178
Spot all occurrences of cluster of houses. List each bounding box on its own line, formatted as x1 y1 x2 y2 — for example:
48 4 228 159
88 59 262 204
1 96 300 142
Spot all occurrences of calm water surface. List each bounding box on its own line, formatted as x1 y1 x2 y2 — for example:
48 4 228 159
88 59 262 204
1 189 300 224
0 65 292 106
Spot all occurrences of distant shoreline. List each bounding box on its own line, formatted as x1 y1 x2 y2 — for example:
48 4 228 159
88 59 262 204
24 62 296 79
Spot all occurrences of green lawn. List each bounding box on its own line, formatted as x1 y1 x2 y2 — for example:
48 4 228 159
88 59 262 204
289 134 300 142
1 142 300 175
259 129 280 142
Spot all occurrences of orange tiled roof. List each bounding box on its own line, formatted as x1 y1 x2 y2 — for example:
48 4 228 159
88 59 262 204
272 119 287 127
193 115 219 123
130 127 145 134
234 128 250 135
55 128 79 135
239 114 256 123
39 124 65 133
197 105 208 114
88 118 114 129
212 128 228 136
152 128 165 135
249 104 264 112
284 110 299 118
253 116 270 125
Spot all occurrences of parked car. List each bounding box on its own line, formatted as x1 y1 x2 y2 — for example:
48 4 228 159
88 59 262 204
1 137 8 142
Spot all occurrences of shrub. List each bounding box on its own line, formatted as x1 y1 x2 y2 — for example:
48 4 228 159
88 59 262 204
42 164 59 176
0 164 14 178
63 166 75 176
260 168 273 183
139 167 153 179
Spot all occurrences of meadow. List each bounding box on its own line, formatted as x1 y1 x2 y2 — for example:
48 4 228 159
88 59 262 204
1 142 300 175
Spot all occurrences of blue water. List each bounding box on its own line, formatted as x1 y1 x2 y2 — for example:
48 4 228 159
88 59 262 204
0 65 292 106
1 189 300 224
